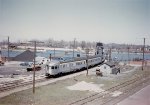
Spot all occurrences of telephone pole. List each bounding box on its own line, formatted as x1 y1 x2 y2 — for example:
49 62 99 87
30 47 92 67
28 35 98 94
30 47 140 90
29 41 43 94
73 38 76 60
85 48 89 76
109 48 112 61
142 38 145 70
54 47 55 58
127 46 130 63
33 41 36 93
7 36 10 61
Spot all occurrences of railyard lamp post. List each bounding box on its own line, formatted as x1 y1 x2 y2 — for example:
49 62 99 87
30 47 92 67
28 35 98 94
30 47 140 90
73 38 76 60
33 41 36 93
85 48 89 76
54 48 55 58
1 36 10 61
28 41 36 94
29 40 43 94
7 36 10 61
142 38 145 70
127 46 130 64
1 35 10 62
109 47 112 62
53 44 56 58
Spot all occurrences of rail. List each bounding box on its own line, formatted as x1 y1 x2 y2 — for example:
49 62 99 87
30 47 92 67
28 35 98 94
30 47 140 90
69 72 150 105
0 77 47 92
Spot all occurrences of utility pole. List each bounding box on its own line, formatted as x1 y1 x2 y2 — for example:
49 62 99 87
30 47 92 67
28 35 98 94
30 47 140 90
127 46 130 63
33 41 36 93
54 47 55 58
73 38 76 60
85 48 89 76
109 48 111 61
7 36 9 61
28 40 43 94
142 38 145 70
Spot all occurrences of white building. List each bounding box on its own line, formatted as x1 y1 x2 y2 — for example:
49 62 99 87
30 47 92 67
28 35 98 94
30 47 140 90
97 62 120 75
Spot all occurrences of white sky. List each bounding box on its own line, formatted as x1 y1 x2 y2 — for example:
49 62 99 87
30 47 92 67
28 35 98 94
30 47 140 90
0 0 150 45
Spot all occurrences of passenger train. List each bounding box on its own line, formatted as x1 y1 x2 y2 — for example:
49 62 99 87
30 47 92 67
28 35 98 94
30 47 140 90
45 42 104 77
45 55 104 77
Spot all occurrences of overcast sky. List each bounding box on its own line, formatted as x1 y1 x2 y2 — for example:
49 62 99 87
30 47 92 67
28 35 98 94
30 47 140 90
0 0 150 45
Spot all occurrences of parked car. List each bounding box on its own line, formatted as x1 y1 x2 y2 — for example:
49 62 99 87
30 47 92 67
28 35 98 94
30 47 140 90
26 63 41 71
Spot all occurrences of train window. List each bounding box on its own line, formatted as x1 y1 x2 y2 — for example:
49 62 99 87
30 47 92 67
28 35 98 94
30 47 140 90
86 60 88 63
55 66 57 69
76 62 81 65
63 65 65 68
51 66 54 69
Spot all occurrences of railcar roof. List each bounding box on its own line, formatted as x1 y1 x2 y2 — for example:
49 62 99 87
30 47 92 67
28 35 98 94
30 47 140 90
60 55 101 64
48 60 60 66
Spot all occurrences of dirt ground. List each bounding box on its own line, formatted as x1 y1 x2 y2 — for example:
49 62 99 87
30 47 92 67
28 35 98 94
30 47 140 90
0 64 149 105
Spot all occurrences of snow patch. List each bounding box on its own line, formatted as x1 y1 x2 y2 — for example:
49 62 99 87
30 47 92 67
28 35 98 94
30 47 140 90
111 91 123 97
66 81 104 93
4 61 22 65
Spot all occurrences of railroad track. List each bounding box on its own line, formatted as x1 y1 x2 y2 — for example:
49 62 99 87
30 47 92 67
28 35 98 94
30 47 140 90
0 76 47 92
69 72 150 105
100 77 150 105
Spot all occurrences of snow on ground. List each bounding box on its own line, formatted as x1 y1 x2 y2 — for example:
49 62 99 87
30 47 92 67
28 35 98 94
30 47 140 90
122 66 139 74
4 61 23 66
15 74 45 82
128 64 142 67
122 70 135 74
66 81 105 93
0 78 21 83
111 91 123 97
128 61 148 67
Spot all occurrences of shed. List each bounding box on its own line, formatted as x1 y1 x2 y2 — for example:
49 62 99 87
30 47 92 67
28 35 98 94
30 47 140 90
13 50 34 62
98 62 119 75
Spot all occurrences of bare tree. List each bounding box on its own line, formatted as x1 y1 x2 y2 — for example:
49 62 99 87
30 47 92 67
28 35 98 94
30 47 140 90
45 38 54 47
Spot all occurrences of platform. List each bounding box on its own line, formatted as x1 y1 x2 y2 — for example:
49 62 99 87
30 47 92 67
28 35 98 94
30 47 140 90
117 85 150 105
